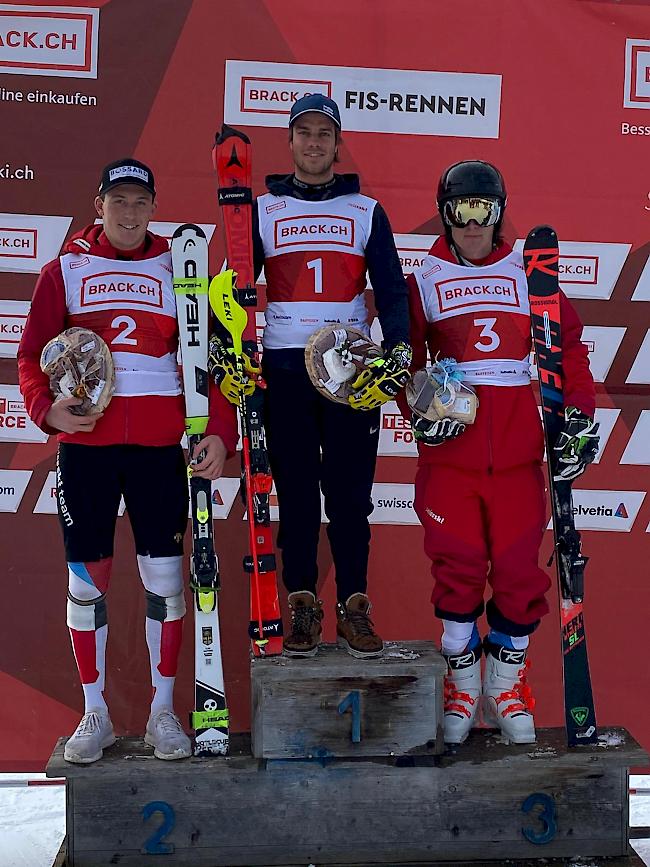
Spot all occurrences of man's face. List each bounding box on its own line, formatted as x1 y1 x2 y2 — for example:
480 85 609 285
94 184 156 250
289 112 338 183
450 222 495 261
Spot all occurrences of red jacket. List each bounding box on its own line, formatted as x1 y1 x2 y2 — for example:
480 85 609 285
18 225 238 451
400 237 595 472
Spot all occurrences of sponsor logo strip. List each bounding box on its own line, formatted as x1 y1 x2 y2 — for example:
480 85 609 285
378 401 417 457
273 215 355 249
0 213 73 274
547 489 645 532
436 276 519 312
80 272 164 308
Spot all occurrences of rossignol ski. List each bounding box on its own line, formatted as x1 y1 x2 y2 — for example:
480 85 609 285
211 124 283 657
172 223 229 754
524 225 598 747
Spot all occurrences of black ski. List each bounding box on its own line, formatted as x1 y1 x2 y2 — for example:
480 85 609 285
524 225 598 747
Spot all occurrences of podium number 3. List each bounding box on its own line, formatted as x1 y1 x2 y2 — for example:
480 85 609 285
142 801 175 854
338 690 361 742
521 792 557 844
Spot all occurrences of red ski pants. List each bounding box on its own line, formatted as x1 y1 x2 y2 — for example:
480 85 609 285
414 462 551 635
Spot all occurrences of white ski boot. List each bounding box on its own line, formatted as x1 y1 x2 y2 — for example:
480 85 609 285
64 708 116 764
483 643 536 744
443 644 482 744
145 708 191 760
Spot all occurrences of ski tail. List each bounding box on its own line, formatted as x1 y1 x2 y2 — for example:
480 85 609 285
172 224 229 755
524 224 597 747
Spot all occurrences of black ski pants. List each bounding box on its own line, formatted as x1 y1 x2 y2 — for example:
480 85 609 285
262 358 380 603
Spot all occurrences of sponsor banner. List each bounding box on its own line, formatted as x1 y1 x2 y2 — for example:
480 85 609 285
369 483 419 525
547 489 646 532
514 239 630 300
33 470 126 515
0 213 73 273
0 468 31 511
225 60 502 138
436 275 520 312
590 408 620 464
631 254 650 301
580 326 627 383
620 410 650 465
624 38 650 110
80 271 163 308
626 329 650 384
0 299 29 358
379 401 417 457
210 477 240 520
94 219 216 247
394 233 437 275
0 384 48 442
0 4 99 79
274 214 355 248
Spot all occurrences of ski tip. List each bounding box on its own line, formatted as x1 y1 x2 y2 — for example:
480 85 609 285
171 223 206 240
216 124 251 147
525 224 557 243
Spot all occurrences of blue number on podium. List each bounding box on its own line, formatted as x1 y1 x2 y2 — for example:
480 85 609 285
142 800 176 854
521 792 557 844
338 690 361 742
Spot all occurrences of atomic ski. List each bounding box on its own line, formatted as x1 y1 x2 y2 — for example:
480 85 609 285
172 223 229 754
211 124 283 657
524 224 598 747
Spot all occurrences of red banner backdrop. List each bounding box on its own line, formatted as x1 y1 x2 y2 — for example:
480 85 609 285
1 0 648 771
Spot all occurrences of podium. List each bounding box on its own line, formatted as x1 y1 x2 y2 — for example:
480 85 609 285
47 641 647 866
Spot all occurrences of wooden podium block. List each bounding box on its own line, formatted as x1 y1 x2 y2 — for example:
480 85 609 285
251 640 446 758
47 728 647 866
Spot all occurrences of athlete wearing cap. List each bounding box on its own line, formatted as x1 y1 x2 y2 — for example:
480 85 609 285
400 160 599 745
18 158 237 764
210 93 411 658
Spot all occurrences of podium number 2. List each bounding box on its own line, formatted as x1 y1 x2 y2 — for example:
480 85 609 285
338 690 361 742
521 792 557 844
142 801 175 854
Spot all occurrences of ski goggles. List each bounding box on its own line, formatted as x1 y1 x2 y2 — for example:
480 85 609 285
441 196 502 228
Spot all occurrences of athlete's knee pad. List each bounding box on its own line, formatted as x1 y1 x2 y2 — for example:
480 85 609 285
67 591 107 631
137 554 183 598
145 590 186 624
67 559 112 601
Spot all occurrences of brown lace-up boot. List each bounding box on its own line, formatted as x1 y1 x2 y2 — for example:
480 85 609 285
336 593 384 658
283 591 323 657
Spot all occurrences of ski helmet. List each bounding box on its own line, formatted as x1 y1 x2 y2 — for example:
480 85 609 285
437 160 507 230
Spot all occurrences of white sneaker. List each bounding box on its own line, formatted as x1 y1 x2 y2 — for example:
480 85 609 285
64 708 115 764
443 646 482 744
145 708 191 760
483 645 536 744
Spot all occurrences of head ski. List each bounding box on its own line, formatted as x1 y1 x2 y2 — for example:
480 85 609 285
211 125 283 657
172 223 229 754
524 225 598 747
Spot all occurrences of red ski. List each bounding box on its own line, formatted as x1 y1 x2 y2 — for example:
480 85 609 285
211 124 283 657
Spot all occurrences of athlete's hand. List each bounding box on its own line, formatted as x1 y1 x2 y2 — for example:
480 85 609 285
192 434 227 480
45 397 103 433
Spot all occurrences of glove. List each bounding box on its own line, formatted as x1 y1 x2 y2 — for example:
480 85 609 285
208 334 263 406
552 406 600 481
412 415 466 446
348 341 413 411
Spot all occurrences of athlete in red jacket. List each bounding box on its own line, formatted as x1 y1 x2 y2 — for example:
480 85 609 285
18 158 237 764
402 161 598 745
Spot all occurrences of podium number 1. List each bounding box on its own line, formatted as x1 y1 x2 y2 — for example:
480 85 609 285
338 690 361 742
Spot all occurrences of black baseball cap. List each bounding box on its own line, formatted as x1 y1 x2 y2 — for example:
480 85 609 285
98 158 156 197
289 94 341 129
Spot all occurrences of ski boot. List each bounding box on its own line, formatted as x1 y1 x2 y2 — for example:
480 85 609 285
482 640 536 744
442 642 482 744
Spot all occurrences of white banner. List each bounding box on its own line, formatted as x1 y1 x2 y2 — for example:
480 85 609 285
0 4 99 78
548 489 646 532
0 384 48 442
620 410 650 465
225 60 502 138
0 299 29 358
0 468 31 511
0 213 73 273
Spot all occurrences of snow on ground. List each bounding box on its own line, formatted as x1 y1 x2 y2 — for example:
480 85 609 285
0 773 649 867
